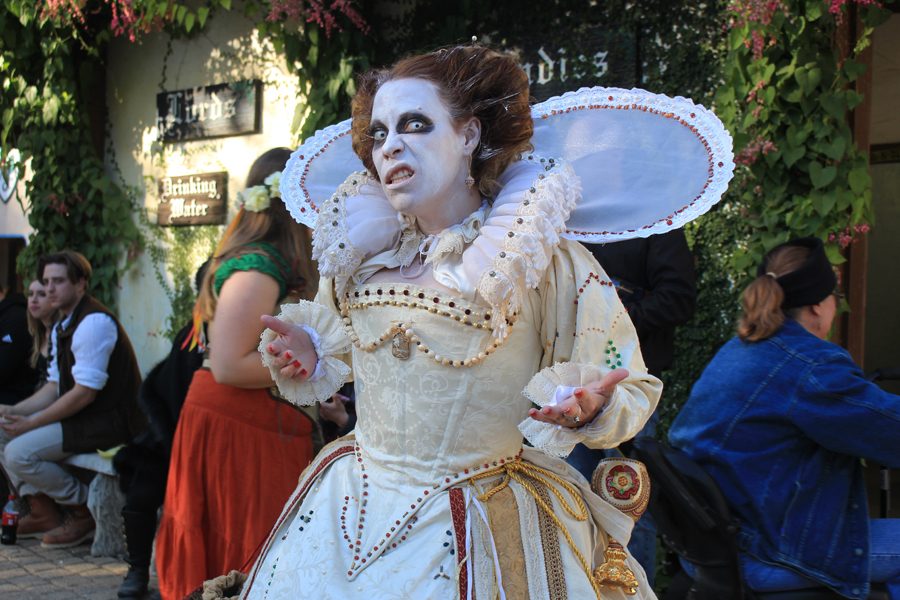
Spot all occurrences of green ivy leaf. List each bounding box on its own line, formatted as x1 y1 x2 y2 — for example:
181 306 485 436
184 12 195 33
845 90 864 110
808 161 837 189
782 145 805 167
843 59 867 81
824 243 846 265
820 93 846 120
818 136 846 161
806 2 824 21
42 95 59 124
197 7 210 28
848 165 869 195
810 189 836 217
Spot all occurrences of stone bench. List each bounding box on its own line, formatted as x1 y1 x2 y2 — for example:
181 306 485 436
62 452 126 558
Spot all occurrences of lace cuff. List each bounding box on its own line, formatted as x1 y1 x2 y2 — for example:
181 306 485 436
258 300 351 406
518 362 622 458
299 325 325 382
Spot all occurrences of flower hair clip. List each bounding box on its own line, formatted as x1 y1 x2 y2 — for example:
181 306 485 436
236 171 282 213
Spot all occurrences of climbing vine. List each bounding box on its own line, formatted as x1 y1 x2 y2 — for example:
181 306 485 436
718 0 890 272
2 0 370 319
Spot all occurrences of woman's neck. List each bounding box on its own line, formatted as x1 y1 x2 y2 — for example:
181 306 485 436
414 188 482 235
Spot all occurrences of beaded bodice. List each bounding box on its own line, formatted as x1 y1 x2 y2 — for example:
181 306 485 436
346 281 542 485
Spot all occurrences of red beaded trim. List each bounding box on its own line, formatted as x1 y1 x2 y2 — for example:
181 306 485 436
538 100 720 238
244 443 355 593
298 130 353 214
572 271 615 306
449 487 468 599
345 447 523 577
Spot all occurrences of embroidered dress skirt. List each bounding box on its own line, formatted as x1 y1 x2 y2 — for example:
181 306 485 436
156 369 315 600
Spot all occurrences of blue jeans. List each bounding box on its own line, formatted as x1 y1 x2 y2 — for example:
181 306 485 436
566 413 659 585
739 518 900 599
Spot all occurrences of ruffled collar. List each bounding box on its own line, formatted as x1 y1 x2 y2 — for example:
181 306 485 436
396 201 489 275
311 156 581 336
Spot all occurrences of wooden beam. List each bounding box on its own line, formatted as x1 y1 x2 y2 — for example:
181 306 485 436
845 5 874 365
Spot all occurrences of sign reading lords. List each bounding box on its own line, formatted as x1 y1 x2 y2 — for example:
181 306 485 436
157 172 227 226
157 80 261 142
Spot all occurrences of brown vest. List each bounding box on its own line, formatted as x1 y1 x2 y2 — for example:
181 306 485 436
56 295 145 453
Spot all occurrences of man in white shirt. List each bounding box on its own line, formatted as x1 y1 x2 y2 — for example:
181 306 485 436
0 250 143 548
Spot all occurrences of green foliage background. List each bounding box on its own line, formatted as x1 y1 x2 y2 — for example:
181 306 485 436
1 2 143 309
1 0 887 410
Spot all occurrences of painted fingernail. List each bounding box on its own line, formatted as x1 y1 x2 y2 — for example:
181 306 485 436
299 369 308 376
292 360 301 368
574 389 584 397
267 344 276 353
284 351 292 360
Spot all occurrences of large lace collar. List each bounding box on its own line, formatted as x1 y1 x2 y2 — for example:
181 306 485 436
311 156 581 336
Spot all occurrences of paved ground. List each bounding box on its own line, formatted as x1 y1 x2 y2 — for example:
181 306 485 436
0 538 159 599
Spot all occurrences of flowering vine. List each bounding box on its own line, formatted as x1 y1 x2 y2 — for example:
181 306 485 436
717 0 889 275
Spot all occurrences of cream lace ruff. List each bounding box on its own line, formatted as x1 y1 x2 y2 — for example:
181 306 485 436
311 156 580 339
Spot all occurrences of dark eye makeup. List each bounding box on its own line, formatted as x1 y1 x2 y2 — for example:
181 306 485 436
368 112 434 145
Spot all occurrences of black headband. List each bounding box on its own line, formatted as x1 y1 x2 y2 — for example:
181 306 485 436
757 237 836 309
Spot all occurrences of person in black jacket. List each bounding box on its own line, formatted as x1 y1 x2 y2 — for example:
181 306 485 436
113 262 208 599
0 282 38 406
567 228 697 585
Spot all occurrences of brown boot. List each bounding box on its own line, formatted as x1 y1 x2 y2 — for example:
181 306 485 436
17 493 63 539
40 504 95 548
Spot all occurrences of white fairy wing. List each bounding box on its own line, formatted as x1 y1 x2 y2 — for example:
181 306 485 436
281 87 734 241
532 87 735 242
282 120 360 228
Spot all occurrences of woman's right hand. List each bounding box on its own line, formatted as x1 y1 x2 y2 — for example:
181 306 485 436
260 315 319 381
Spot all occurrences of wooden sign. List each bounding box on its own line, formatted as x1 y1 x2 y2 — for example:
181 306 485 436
157 80 261 142
157 171 228 226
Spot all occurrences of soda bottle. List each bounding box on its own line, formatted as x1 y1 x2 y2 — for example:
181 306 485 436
1 494 19 545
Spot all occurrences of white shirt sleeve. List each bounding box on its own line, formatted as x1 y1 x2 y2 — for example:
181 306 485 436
69 313 118 390
47 319 61 384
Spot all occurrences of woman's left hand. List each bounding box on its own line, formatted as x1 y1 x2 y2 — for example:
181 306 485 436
528 368 628 428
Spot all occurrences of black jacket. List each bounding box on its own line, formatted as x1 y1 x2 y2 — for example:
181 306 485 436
584 229 696 375
0 293 37 404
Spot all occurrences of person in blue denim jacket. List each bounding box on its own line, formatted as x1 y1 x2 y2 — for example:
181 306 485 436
669 237 900 600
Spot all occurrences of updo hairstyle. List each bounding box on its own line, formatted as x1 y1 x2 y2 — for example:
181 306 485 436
737 245 810 342
350 45 534 198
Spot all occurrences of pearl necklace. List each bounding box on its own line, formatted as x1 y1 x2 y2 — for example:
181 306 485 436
338 290 517 368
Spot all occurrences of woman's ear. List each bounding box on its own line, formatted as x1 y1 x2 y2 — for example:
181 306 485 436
461 117 481 155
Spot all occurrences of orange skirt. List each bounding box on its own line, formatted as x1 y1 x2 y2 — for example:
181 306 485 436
156 369 314 600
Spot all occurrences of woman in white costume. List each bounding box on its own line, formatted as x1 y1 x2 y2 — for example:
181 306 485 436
213 44 733 600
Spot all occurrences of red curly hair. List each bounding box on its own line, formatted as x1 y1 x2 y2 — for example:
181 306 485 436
350 45 533 198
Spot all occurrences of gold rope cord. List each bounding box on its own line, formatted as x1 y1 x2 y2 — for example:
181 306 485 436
470 460 603 599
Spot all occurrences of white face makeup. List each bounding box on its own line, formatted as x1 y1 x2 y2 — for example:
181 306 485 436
369 78 480 233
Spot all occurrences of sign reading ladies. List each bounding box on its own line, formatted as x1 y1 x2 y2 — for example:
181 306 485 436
513 27 636 102
157 80 261 142
157 172 227 226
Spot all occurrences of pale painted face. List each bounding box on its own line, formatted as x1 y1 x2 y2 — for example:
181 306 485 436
27 280 54 322
369 78 476 226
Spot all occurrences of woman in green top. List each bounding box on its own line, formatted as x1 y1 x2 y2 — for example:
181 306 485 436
155 148 324 600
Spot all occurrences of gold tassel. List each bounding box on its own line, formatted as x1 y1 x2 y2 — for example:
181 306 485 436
593 538 639 595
